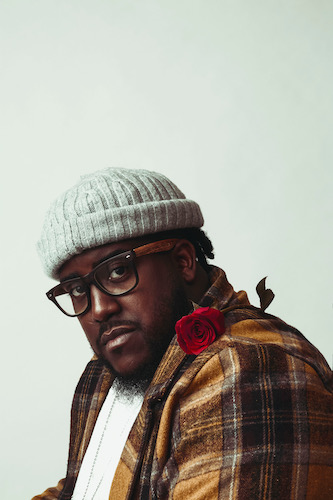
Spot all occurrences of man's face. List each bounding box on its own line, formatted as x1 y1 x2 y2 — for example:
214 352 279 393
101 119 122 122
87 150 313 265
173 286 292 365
59 238 190 382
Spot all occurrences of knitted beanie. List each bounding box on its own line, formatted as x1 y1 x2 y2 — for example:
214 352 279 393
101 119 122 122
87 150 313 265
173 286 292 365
37 167 204 279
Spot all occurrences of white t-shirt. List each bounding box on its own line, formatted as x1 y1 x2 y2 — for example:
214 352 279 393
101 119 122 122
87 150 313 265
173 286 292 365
72 380 145 500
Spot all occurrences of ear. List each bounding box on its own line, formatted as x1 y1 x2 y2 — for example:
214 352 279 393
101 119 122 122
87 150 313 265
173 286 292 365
171 239 197 284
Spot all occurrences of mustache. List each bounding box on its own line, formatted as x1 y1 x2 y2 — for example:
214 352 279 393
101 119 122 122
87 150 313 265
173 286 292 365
98 320 139 342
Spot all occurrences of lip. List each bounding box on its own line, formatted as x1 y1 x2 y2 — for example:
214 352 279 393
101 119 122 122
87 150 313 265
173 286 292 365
100 326 135 351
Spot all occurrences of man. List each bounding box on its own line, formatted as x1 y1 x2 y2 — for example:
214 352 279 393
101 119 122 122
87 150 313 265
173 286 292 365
33 167 332 499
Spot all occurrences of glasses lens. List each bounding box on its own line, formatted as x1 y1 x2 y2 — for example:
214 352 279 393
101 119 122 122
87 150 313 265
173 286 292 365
94 254 137 295
53 280 88 316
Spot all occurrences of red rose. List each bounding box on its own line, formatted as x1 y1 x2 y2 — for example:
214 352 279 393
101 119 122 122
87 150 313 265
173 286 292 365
176 307 225 355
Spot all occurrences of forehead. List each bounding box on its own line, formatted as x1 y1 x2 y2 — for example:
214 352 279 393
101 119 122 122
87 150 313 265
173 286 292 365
59 236 148 280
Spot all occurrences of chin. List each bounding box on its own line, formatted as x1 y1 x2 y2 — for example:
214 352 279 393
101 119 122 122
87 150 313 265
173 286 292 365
102 353 161 385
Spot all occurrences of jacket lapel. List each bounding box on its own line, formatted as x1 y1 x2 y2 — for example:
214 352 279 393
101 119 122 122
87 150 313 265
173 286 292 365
109 338 189 499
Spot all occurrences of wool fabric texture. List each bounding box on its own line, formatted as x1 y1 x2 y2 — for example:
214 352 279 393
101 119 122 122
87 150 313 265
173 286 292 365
37 167 204 279
32 267 333 499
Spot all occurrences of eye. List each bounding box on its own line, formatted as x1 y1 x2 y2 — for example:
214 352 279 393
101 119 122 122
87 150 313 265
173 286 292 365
108 265 129 280
69 284 86 298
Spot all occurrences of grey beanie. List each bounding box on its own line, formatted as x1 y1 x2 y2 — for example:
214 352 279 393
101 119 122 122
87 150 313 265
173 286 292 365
37 167 204 279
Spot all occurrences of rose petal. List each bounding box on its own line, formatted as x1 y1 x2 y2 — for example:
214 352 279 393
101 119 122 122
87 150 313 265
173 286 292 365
176 307 225 355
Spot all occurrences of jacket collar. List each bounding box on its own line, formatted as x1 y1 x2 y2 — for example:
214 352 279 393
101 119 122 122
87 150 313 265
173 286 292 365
144 265 250 402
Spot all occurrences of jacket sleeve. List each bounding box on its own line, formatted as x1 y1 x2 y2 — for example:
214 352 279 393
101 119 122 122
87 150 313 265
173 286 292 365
155 340 333 499
31 358 111 500
31 478 65 500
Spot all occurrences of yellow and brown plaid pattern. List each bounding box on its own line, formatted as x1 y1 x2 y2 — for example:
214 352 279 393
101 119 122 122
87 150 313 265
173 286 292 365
33 267 333 499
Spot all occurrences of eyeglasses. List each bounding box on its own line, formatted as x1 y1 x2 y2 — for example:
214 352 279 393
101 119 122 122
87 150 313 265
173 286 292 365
46 238 179 317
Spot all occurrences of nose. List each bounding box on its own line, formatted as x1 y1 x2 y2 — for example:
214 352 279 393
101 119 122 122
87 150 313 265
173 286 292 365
89 284 121 322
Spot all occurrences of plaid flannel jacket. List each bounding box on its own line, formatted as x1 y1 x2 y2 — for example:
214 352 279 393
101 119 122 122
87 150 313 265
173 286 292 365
33 267 333 499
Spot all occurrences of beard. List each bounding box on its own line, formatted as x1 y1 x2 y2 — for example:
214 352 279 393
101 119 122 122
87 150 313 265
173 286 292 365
100 276 191 393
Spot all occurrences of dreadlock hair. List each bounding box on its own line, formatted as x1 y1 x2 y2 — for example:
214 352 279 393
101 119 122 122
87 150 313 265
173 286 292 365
182 228 214 271
147 228 214 272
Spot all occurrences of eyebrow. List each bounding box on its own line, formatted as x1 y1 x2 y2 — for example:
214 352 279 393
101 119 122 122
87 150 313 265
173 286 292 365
60 248 129 283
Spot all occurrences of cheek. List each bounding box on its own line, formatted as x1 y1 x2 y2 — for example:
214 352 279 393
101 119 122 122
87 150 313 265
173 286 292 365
134 262 176 314
78 317 100 350
127 292 159 331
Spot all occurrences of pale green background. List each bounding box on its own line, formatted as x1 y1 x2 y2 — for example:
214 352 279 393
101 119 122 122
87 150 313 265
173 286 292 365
0 1 332 498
